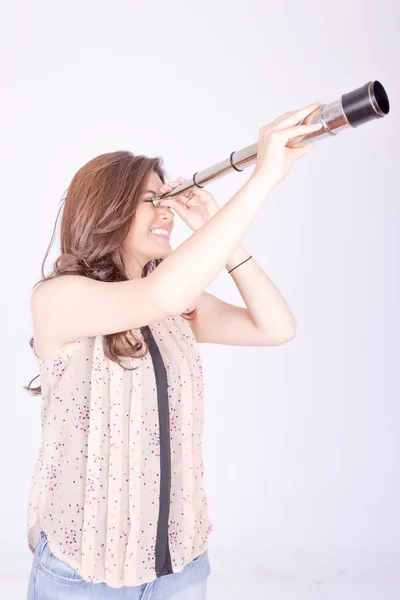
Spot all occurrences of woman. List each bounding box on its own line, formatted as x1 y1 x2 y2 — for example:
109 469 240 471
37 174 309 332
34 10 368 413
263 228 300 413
24 102 321 599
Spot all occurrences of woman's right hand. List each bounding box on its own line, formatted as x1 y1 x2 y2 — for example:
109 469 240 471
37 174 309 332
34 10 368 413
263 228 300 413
251 101 322 190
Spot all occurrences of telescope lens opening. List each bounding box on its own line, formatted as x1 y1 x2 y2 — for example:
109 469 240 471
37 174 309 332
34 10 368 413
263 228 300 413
372 81 390 115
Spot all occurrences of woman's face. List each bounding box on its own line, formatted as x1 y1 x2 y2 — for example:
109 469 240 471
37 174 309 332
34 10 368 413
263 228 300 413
124 170 174 278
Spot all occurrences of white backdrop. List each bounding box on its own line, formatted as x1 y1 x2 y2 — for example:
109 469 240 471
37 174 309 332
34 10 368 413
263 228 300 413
1 1 399 598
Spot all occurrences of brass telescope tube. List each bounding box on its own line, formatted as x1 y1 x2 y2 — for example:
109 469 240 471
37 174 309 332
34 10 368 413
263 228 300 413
152 80 389 206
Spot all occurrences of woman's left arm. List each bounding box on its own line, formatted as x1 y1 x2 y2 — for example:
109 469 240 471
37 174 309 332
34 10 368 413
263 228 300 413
187 244 296 346
158 178 296 346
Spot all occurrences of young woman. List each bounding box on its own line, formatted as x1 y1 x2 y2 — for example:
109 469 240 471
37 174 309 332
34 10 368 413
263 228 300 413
25 102 321 599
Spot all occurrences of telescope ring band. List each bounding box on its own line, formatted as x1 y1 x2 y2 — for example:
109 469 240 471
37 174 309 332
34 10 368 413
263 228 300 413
230 151 244 172
192 172 205 188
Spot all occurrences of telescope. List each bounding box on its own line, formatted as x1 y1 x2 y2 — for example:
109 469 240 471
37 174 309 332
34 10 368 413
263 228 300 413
152 80 389 206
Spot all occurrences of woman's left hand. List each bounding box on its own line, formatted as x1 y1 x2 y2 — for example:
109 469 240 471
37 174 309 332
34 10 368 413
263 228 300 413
158 177 220 232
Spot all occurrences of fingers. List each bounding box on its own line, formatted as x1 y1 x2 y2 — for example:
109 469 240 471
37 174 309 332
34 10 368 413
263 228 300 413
265 102 321 132
277 122 322 143
158 178 191 209
159 177 186 192
159 181 176 194
292 141 317 158
159 177 192 201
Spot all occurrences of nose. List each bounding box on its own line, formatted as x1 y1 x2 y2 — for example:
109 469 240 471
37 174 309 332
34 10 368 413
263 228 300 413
158 205 174 226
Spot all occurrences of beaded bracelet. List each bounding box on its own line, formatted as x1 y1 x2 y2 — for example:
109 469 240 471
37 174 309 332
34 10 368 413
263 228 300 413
227 255 252 274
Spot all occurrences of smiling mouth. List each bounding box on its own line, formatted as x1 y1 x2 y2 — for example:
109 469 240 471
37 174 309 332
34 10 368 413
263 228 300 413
151 231 170 239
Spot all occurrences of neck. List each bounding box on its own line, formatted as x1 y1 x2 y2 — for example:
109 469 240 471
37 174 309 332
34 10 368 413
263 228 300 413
126 256 154 280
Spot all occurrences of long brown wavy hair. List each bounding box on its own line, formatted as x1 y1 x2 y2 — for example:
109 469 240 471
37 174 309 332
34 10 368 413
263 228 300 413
24 150 197 396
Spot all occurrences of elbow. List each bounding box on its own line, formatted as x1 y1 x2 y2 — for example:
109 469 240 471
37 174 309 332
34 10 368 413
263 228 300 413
280 326 297 344
276 322 297 345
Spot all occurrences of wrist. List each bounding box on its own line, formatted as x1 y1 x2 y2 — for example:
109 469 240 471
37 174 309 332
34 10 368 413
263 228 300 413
225 245 251 271
248 172 278 196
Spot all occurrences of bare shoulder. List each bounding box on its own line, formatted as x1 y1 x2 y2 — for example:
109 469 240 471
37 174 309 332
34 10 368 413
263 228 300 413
31 275 82 305
31 276 85 361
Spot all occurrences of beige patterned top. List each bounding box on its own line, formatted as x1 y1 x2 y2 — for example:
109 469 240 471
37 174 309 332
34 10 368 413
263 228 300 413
26 314 212 588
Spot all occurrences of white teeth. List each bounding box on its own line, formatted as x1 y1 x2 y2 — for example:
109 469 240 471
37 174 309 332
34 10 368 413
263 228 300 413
151 229 169 236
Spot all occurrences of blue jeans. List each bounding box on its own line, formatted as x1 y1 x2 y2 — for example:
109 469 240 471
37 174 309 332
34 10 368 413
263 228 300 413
27 531 211 599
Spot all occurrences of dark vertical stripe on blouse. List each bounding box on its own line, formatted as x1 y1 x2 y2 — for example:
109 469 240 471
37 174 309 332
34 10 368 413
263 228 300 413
140 325 173 577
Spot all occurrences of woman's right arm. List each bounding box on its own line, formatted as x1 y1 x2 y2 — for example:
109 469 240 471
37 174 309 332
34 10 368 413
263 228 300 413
32 102 320 344
31 175 270 345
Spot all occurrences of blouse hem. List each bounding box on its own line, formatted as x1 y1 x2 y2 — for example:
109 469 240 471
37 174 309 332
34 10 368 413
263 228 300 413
28 519 210 588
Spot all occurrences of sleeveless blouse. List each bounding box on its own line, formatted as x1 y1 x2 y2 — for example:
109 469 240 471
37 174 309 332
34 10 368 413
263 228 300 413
26 314 213 588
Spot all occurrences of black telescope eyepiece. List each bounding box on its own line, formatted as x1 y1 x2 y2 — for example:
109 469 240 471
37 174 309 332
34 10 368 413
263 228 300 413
292 79 391 145
342 80 390 127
